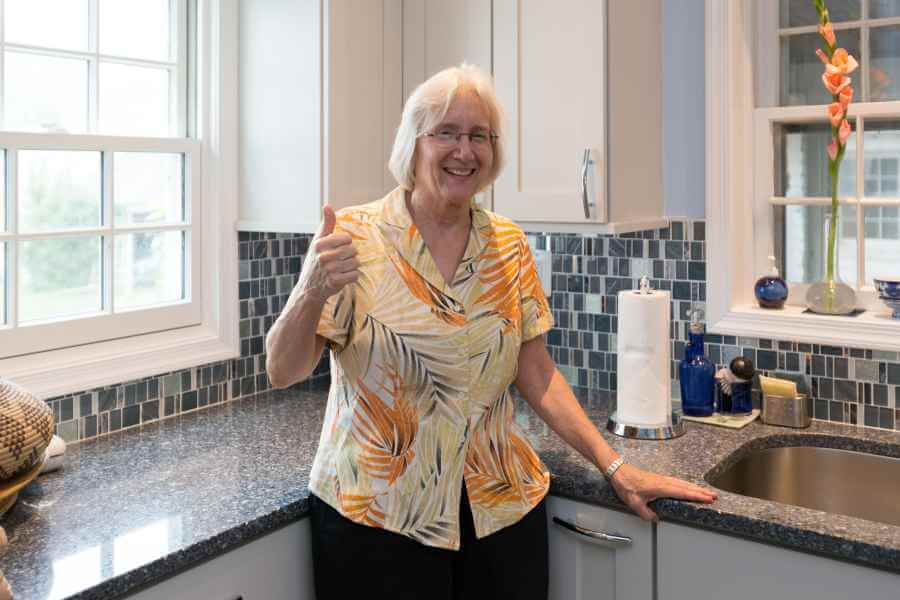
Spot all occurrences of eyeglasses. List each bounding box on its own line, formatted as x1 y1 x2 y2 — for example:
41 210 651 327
420 129 498 148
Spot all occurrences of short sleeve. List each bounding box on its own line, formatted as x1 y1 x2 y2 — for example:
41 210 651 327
519 234 554 341
316 284 354 352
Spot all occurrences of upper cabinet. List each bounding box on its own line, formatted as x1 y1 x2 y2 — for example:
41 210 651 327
238 0 402 233
492 0 665 233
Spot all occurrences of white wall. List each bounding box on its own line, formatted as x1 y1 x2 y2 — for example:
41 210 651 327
663 0 706 217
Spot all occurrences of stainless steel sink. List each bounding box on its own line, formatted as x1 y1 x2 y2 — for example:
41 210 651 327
708 446 900 526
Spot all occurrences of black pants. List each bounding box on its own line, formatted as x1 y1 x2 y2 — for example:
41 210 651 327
309 489 548 600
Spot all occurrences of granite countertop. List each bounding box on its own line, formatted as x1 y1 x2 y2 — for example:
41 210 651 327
1 385 899 599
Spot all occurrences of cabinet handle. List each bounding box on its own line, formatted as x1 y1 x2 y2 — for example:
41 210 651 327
552 516 632 547
581 148 595 219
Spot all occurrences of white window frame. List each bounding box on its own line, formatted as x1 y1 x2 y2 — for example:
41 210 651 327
707 0 900 352
0 0 239 398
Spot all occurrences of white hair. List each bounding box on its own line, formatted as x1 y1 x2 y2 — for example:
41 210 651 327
388 63 505 192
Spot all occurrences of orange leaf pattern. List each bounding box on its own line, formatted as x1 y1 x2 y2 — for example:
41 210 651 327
308 187 554 550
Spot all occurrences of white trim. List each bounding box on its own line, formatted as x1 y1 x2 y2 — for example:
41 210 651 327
707 0 900 352
510 218 669 236
236 220 319 235
0 0 239 397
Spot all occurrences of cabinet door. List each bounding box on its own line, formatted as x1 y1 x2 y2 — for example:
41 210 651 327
547 496 653 600
658 521 900 600
492 0 607 224
126 519 314 600
401 0 492 210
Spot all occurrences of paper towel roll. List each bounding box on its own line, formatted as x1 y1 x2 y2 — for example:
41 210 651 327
616 288 671 426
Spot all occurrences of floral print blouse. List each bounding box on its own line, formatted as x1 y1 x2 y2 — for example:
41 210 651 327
309 186 554 550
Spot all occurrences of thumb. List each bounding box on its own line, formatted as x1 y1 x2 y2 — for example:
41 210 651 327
316 204 336 238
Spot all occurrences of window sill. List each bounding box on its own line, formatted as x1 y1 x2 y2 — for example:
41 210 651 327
709 303 900 352
0 325 239 400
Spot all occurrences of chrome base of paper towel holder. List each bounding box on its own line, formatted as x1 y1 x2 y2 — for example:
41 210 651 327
606 411 686 440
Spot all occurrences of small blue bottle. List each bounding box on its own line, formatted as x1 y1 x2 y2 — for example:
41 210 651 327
754 255 788 309
680 311 715 417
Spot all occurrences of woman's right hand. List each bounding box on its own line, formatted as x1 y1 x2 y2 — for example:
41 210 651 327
297 205 361 302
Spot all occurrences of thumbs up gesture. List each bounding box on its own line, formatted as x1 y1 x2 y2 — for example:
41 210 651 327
296 205 360 302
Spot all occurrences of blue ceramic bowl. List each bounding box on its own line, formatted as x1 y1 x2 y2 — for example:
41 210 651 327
874 277 900 299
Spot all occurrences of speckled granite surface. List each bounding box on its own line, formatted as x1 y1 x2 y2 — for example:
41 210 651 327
1 384 899 599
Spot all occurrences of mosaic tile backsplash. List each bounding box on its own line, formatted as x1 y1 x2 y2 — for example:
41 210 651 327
44 232 328 443
43 219 900 444
528 219 899 433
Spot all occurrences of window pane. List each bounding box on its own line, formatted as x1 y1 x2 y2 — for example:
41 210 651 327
870 26 900 101
783 205 858 285
0 150 5 232
863 121 900 198
779 0 860 27
778 123 857 197
114 153 183 226
18 151 101 233
0 242 5 325
865 207 900 283
781 30 861 106
99 0 171 62
4 52 89 134
871 0 900 18
4 0 89 51
19 236 102 322
114 231 184 309
99 62 171 137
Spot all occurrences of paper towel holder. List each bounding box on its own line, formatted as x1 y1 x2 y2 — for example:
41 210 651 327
606 410 686 440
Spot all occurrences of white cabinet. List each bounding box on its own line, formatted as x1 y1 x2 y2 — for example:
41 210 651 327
547 496 654 600
493 0 665 233
657 521 900 600
127 519 314 600
238 0 402 233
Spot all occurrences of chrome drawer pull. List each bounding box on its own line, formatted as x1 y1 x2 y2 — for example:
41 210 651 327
552 516 632 546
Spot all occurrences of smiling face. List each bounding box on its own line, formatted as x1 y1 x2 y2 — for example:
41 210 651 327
413 88 494 207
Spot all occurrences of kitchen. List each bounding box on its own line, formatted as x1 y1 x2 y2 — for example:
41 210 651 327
0 0 898 598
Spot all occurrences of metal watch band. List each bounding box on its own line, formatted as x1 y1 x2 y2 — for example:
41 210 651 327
604 457 625 480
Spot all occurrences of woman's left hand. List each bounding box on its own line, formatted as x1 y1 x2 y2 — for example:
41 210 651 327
607 464 718 522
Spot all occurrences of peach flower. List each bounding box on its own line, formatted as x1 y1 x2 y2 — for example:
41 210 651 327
819 22 836 47
822 71 850 95
838 86 853 108
827 139 838 161
826 48 858 75
827 102 844 127
839 119 852 145
816 48 830 65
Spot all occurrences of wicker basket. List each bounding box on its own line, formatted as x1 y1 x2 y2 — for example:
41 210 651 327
0 380 53 481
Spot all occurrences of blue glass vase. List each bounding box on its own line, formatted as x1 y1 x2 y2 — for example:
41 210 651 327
754 255 788 309
680 330 715 417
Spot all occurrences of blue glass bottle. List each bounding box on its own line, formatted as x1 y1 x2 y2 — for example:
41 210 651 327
680 314 715 417
754 255 789 309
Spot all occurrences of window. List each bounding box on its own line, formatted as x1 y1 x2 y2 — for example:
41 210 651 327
0 0 239 398
760 0 900 304
707 0 900 350
0 0 203 358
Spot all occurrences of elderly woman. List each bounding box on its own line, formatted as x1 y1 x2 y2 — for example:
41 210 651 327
266 64 716 599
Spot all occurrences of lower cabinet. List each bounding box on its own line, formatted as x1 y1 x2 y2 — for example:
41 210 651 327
547 496 654 600
127 518 314 600
657 521 900 600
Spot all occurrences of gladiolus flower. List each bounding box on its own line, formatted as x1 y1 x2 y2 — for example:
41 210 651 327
816 48 830 65
827 139 838 161
838 86 853 108
839 119 851 144
827 103 844 127
822 71 850 95
819 22 836 47
826 48 858 75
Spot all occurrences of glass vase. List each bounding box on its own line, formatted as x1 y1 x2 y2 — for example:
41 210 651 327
805 213 856 315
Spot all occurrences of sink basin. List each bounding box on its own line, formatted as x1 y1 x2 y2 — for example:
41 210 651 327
708 445 900 526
